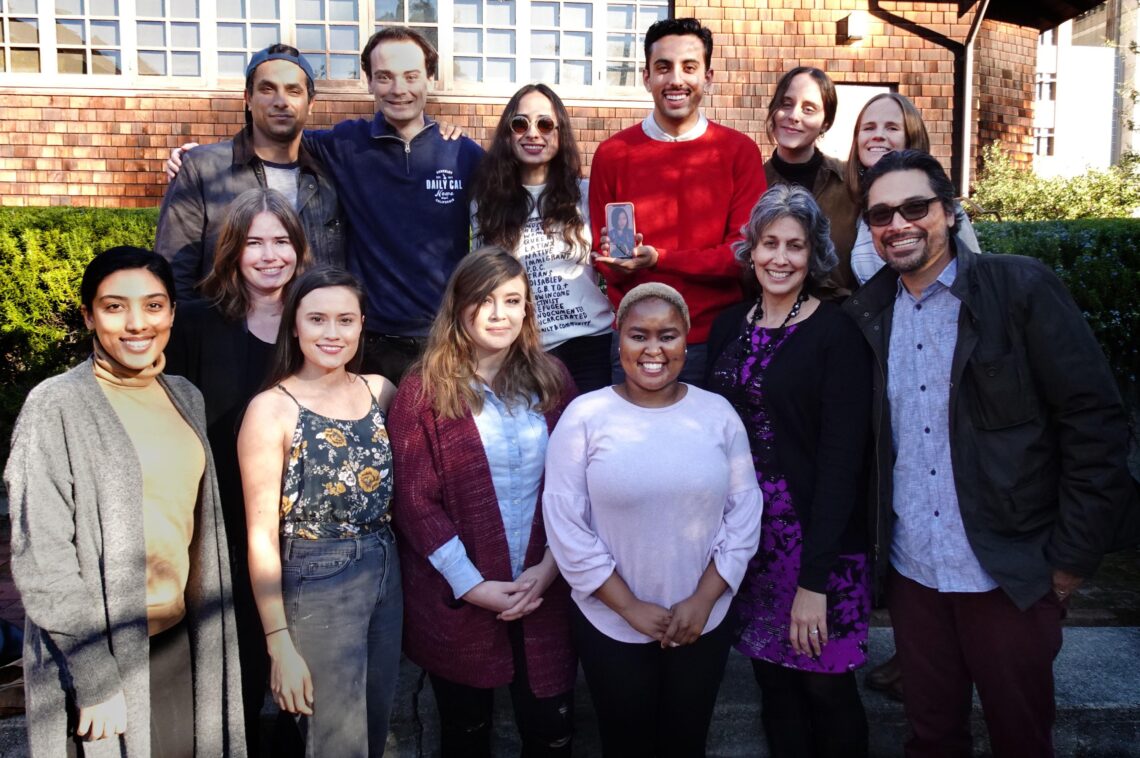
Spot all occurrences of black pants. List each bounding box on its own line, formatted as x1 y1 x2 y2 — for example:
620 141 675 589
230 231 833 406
751 660 868 758
572 605 732 758
548 332 614 394
428 624 573 757
361 332 427 385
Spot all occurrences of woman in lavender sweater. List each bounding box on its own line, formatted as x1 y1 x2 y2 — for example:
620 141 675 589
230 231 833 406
543 283 762 757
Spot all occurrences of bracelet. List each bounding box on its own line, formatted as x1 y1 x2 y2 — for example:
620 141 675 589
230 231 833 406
265 626 288 638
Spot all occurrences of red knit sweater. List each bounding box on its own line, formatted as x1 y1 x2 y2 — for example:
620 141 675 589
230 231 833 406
388 371 577 697
588 120 767 343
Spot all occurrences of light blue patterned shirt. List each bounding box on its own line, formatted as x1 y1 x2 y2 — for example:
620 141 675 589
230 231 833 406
887 258 998 593
428 386 549 599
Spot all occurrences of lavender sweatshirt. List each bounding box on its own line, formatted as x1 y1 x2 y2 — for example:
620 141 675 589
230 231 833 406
543 386 763 643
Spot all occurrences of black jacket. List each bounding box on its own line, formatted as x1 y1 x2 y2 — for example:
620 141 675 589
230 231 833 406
843 240 1136 609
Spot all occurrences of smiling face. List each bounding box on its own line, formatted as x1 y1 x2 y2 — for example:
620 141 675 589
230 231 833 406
619 297 687 402
294 285 364 371
245 59 311 145
462 275 527 368
751 215 811 298
510 90 560 184
368 39 430 131
772 72 827 163
240 211 299 298
868 169 956 282
857 97 907 169
83 268 175 373
642 33 713 136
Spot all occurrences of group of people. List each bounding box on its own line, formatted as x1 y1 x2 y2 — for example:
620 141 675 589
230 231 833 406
5 15 1137 758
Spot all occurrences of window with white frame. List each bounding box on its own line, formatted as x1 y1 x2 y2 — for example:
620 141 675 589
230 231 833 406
0 0 670 95
1034 127 1055 157
1035 72 1056 102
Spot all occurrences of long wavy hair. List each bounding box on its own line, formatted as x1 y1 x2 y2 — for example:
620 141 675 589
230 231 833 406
416 247 566 419
199 188 310 322
845 93 930 202
471 84 589 261
260 267 366 392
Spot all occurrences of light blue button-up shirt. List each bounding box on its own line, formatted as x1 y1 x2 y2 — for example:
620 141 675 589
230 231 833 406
888 258 997 593
428 386 549 599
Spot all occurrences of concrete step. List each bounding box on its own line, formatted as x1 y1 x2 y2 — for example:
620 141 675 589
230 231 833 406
0 628 1136 757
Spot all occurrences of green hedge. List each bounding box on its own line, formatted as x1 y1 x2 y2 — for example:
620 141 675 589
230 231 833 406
0 209 1137 468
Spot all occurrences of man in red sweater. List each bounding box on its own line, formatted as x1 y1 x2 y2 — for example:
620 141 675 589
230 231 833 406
590 17 766 386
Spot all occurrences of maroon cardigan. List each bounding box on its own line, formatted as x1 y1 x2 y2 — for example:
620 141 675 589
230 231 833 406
388 370 577 697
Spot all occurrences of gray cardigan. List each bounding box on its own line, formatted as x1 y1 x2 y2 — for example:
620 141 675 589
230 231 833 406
4 358 246 757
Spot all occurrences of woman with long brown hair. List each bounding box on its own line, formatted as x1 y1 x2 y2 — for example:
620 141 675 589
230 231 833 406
389 247 577 756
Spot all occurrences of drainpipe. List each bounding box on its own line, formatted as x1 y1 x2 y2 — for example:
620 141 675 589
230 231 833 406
957 0 991 196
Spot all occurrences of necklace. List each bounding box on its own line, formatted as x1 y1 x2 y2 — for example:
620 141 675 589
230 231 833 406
749 288 809 334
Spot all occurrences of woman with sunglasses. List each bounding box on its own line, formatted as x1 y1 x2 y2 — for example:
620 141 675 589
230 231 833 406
844 93 980 286
763 67 859 290
471 83 614 393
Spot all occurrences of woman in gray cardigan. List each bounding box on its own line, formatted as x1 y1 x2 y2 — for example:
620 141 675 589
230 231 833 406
4 247 245 757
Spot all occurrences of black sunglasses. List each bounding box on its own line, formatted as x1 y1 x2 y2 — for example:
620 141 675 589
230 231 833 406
509 115 557 136
864 197 941 227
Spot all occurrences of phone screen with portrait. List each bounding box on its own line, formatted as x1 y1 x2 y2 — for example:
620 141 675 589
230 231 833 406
605 202 637 259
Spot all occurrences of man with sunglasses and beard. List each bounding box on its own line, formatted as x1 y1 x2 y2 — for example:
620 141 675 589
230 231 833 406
844 149 1137 758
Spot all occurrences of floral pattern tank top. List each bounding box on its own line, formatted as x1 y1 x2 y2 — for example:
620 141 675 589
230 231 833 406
278 381 394 539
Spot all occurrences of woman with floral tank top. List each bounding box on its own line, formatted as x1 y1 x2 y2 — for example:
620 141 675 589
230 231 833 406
238 267 400 758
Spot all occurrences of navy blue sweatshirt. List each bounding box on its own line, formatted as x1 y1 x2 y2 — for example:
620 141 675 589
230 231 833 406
304 115 484 336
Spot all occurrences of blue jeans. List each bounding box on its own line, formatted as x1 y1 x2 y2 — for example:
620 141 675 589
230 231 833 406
282 529 403 758
610 331 709 389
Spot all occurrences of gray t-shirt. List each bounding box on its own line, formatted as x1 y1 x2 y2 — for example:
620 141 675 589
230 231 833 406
263 161 300 208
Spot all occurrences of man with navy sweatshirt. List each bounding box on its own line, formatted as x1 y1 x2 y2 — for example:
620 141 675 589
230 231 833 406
303 27 484 382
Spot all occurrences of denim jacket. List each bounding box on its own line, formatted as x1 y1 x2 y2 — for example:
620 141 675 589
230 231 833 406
844 239 1134 609
156 127 344 301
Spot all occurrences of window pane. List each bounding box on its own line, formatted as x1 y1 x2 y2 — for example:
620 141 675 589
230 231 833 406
408 0 435 23
485 57 513 81
454 56 479 81
58 49 86 73
564 59 589 85
486 28 513 55
296 0 322 19
328 25 357 49
90 20 118 45
90 0 116 12
11 18 40 44
216 0 244 15
137 21 165 46
170 0 197 16
329 0 355 20
639 4 667 29
607 33 634 59
485 0 513 26
171 49 198 75
13 48 41 71
563 2 590 27
171 22 198 46
92 48 119 72
296 24 324 48
531 30 557 56
531 2 557 26
452 0 479 24
329 53 357 79
218 50 246 74
137 0 163 14
418 26 437 49
217 22 245 47
57 19 85 44
138 49 166 74
250 0 277 18
375 0 403 21
251 23 279 46
563 30 589 56
10 0 40 13
301 52 323 77
607 61 636 86
454 27 480 53
532 58 556 83
607 4 634 30
55 0 83 15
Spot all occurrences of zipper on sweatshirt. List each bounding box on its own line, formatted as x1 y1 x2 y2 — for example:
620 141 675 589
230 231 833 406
375 120 440 177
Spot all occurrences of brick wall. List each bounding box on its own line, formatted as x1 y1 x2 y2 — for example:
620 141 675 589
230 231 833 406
0 1 1038 207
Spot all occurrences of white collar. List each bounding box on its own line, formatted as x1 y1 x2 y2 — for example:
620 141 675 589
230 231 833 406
641 112 709 142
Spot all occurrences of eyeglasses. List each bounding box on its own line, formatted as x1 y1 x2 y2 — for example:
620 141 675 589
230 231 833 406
509 115 558 136
864 197 941 227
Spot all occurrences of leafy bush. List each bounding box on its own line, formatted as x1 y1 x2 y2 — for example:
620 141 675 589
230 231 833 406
975 219 1140 404
0 207 159 464
971 142 1140 221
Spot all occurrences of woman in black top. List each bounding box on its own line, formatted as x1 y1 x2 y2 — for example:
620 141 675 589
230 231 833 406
706 184 873 758
164 187 310 755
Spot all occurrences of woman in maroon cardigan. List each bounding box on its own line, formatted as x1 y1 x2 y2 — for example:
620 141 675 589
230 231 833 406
389 247 577 756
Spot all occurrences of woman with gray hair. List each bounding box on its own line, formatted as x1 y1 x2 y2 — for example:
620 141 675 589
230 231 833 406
706 184 874 757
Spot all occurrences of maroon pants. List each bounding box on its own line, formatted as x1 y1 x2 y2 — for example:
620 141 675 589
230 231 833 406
887 568 1064 758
